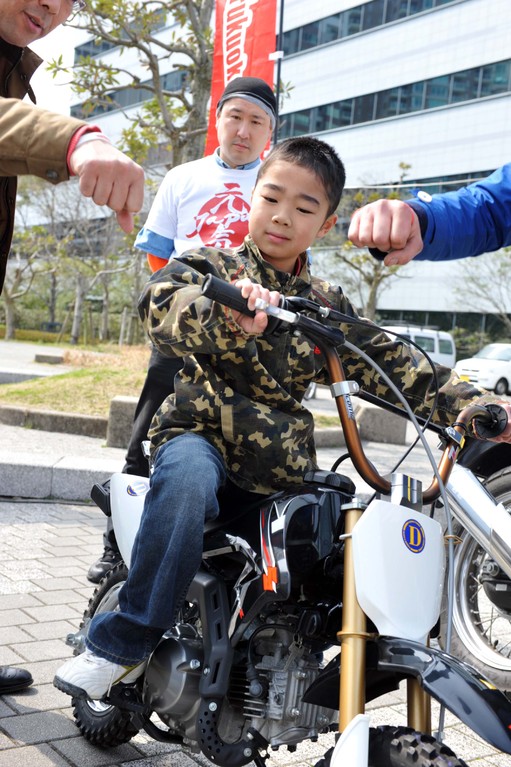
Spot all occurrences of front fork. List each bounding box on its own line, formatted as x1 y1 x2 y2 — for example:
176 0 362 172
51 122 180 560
336 504 431 737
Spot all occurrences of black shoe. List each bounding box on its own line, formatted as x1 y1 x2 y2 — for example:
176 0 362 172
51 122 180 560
0 666 33 694
87 548 123 584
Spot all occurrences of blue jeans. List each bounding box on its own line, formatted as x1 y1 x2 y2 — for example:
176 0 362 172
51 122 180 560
87 433 226 665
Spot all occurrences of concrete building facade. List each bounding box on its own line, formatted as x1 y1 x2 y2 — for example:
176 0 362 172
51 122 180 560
70 0 511 334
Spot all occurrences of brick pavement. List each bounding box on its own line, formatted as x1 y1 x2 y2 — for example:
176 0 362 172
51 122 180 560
0 497 509 766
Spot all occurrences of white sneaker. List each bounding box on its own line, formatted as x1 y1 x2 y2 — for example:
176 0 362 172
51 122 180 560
54 649 146 700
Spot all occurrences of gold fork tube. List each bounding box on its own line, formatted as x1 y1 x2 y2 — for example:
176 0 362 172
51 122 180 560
337 505 368 732
407 674 431 733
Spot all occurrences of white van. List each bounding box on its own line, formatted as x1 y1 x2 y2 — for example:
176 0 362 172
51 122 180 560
380 325 456 368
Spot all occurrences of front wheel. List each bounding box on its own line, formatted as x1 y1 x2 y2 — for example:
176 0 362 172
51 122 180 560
71 563 143 747
438 466 511 691
314 726 468 766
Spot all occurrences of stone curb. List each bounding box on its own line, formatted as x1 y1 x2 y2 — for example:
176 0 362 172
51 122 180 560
0 397 407 450
0 450 123 502
0 404 107 439
0 402 344 449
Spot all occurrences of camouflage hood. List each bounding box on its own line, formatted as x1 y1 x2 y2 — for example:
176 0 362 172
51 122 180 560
138 236 492 494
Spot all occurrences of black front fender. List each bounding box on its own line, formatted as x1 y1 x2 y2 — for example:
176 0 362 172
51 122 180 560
304 637 511 753
378 637 511 753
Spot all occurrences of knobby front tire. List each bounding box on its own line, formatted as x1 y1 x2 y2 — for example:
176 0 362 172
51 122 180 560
314 726 468 767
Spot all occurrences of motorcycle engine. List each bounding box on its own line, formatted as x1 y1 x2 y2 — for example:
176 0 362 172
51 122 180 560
143 623 336 751
224 628 337 748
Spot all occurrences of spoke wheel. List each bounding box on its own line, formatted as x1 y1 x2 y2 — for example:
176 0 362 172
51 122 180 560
71 563 143 747
439 467 511 690
314 726 468 766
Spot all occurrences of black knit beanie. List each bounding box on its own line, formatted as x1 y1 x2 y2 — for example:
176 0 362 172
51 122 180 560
216 76 277 127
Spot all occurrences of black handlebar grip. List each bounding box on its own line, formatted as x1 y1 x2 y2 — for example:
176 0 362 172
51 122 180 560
474 403 509 439
201 274 255 318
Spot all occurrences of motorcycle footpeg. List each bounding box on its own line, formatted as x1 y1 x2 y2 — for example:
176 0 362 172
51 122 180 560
105 683 146 712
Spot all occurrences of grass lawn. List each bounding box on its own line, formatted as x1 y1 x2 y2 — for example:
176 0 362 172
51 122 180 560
0 343 339 427
0 345 150 418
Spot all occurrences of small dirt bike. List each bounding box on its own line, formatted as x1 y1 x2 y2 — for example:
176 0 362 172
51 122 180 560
64 275 511 766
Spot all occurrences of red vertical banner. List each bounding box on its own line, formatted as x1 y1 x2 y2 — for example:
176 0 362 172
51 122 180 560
204 0 277 156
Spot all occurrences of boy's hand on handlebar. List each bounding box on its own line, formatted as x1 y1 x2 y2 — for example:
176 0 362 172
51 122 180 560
233 279 281 335
348 200 423 266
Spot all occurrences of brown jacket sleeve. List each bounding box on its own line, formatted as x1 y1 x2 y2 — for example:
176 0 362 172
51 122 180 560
0 98 87 183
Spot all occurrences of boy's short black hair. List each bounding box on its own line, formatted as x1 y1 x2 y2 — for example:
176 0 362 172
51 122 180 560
258 136 346 217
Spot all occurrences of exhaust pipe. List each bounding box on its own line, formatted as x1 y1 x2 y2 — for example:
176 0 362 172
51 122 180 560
446 464 511 580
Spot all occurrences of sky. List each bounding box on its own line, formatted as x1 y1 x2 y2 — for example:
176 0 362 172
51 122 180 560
30 24 84 114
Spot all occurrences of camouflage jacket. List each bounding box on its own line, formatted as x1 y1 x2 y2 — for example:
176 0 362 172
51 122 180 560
138 236 492 494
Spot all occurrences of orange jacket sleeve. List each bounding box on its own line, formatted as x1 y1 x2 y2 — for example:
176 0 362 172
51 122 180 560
147 254 168 272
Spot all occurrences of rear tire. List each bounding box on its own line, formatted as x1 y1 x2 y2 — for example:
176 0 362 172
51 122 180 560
314 726 468 766
71 563 142 747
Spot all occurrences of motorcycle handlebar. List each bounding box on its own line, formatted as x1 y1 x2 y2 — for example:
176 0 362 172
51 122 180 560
201 273 508 501
202 274 256 318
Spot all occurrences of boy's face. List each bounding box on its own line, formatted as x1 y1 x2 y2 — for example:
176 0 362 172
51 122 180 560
0 0 71 47
216 98 272 168
249 159 337 273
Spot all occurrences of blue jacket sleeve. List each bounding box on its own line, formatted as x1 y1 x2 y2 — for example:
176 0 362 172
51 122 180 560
410 164 511 261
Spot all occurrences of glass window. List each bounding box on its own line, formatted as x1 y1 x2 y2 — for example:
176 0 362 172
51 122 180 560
353 93 375 123
282 2 460 57
439 339 454 355
399 82 425 113
410 0 433 11
269 58 511 138
75 37 115 62
375 88 399 119
332 100 354 127
313 104 333 132
361 0 384 30
385 0 410 23
301 21 319 52
424 75 450 108
318 14 341 45
293 110 312 135
450 68 480 103
340 7 362 38
414 335 435 352
480 61 511 97
278 116 291 140
283 28 300 57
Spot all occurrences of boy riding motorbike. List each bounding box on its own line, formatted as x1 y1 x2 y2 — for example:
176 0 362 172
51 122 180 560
53 136 511 701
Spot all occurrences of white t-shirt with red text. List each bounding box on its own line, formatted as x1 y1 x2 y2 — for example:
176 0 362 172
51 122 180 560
135 152 260 261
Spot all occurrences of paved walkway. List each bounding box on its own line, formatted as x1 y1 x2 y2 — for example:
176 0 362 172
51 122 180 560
0 342 510 764
0 430 509 765
0 495 509 767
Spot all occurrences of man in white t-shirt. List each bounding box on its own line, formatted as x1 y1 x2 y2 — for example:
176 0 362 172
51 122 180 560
88 76 276 583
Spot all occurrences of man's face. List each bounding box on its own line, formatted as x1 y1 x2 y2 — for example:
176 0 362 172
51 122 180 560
216 97 272 168
0 0 72 47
